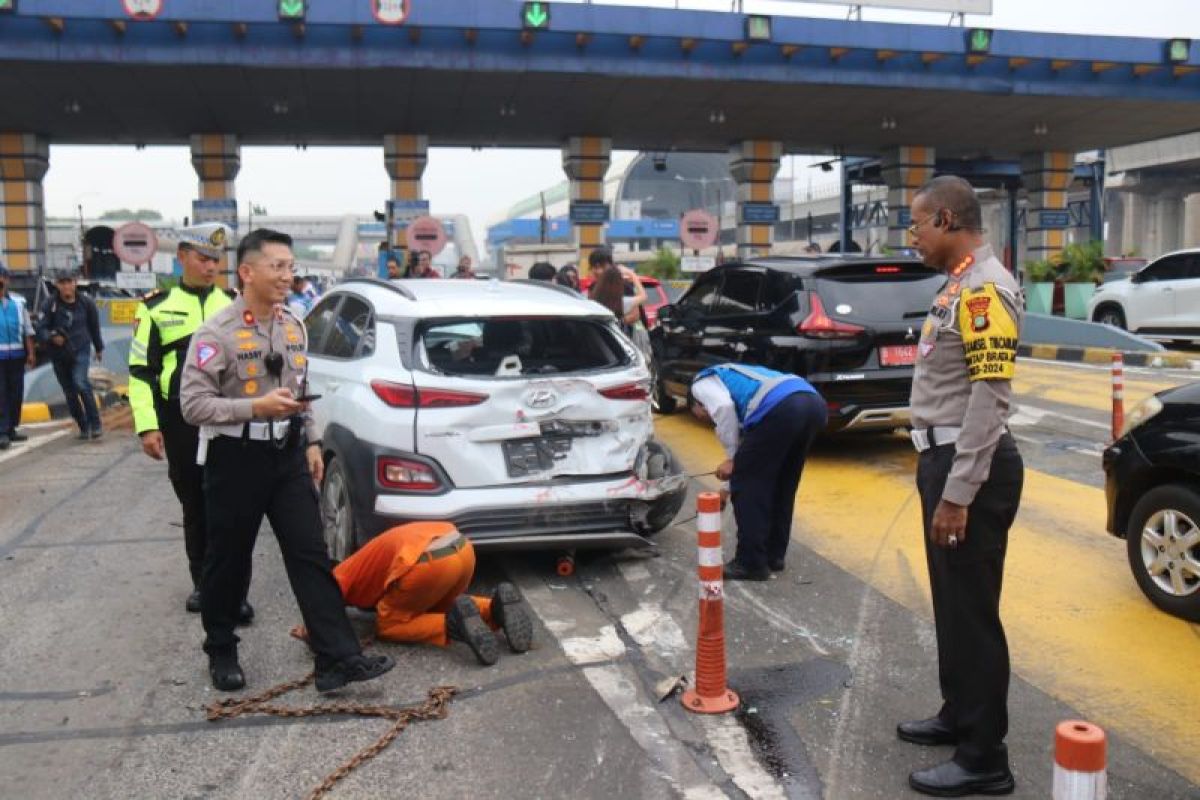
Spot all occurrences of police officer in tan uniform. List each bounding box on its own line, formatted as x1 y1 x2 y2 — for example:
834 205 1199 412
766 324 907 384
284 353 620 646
899 177 1023 797
181 228 393 693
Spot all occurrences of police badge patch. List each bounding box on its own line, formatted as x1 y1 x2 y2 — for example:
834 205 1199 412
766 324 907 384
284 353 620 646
966 295 991 332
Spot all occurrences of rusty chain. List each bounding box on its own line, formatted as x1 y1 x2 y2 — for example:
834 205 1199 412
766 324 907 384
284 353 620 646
205 673 457 800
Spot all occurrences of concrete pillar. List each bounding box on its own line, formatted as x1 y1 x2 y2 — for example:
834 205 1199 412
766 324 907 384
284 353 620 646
0 133 49 273
189 133 240 207
1104 190 1126 256
1021 151 1074 266
880 145 935 251
383 134 429 265
561 136 611 264
1184 193 1200 249
729 140 781 258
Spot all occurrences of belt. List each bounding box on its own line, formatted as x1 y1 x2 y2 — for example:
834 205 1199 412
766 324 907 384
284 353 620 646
210 421 291 442
415 536 466 564
910 426 962 452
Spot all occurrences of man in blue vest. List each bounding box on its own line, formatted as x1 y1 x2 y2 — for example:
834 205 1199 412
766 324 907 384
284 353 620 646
688 364 827 581
0 263 36 450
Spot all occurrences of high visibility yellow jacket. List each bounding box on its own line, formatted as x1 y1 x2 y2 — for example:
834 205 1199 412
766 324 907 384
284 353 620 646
128 283 236 434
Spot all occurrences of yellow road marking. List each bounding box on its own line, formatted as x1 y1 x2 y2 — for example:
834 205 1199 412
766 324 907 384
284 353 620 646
1015 359 1189 414
655 413 1200 785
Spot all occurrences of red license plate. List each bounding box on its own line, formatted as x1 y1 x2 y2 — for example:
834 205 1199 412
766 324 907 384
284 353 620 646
879 344 918 367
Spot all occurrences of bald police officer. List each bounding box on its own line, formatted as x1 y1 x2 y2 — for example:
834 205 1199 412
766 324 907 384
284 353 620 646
129 223 252 621
900 176 1023 797
181 229 393 692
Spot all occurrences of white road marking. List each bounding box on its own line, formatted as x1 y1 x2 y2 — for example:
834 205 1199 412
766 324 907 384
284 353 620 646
698 715 789 800
559 624 627 665
621 603 689 667
1011 402 1109 431
725 582 831 657
0 429 71 467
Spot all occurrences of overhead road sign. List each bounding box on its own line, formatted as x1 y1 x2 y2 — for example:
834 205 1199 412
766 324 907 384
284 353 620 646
769 0 991 11
1166 39 1192 64
680 209 719 250
0 1 15 14
569 202 610 224
967 28 992 55
122 0 162 19
740 203 780 225
406 216 448 255
745 15 771 43
372 0 410 25
522 2 550 31
278 0 305 21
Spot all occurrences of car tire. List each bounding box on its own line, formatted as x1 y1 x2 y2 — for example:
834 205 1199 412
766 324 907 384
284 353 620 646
320 457 360 563
1125 484 1200 622
1094 305 1126 330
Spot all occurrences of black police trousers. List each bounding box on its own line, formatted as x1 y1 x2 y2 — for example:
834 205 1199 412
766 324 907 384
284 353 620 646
200 435 359 668
160 400 223 590
916 433 1023 773
730 391 828 571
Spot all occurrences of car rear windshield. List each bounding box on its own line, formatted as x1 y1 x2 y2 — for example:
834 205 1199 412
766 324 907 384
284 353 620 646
813 263 942 323
419 317 632 377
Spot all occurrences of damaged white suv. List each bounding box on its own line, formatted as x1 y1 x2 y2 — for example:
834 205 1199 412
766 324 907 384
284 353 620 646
304 277 686 560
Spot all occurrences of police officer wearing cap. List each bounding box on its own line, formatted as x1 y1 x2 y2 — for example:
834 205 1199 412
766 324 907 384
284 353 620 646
181 228 393 692
900 176 1024 797
129 223 254 621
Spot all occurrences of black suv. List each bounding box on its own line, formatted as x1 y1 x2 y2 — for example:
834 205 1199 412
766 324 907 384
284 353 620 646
650 256 943 433
1103 382 1200 622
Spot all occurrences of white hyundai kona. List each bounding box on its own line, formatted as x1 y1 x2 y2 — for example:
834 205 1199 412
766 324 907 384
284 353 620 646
303 277 686 560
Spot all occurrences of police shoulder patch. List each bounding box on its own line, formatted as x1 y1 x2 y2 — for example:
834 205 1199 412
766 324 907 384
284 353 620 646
958 282 1018 382
196 342 219 368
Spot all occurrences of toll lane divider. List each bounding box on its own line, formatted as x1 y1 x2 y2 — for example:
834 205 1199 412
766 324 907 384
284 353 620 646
1019 343 1194 370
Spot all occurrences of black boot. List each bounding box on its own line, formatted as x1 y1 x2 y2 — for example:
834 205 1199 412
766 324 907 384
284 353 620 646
186 589 202 614
446 595 499 665
208 650 245 692
237 601 255 626
315 653 395 694
490 582 533 653
723 560 770 582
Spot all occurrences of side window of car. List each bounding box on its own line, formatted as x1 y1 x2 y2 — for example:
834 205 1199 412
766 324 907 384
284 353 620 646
678 275 722 317
715 270 764 316
1140 256 1188 283
305 296 341 356
324 296 374 359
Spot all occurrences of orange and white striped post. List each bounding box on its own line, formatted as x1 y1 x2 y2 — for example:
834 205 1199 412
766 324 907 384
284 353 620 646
1053 720 1107 800
1111 354 1125 441
681 491 740 715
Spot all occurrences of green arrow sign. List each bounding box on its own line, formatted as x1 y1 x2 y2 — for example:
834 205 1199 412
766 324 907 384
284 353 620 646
968 28 992 54
523 2 550 30
278 0 305 20
0 0 15 12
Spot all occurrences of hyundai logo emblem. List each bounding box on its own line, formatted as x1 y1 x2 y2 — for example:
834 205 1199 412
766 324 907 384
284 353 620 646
525 389 557 409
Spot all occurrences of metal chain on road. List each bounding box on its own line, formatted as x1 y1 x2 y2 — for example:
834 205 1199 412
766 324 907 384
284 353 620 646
205 674 457 800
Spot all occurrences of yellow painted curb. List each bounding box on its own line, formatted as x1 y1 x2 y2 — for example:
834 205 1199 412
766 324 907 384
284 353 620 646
21 402 50 423
1028 344 1058 360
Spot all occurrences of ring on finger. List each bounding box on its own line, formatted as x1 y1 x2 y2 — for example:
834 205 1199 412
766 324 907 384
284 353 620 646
948 535 958 547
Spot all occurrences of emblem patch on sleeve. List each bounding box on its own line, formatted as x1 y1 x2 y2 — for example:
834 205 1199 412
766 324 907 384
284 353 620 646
958 283 1018 381
196 342 218 368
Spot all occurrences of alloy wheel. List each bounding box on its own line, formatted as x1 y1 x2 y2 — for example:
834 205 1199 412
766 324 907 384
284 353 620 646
1139 508 1200 598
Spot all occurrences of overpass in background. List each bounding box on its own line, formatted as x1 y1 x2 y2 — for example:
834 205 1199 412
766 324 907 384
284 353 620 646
3 0 1200 272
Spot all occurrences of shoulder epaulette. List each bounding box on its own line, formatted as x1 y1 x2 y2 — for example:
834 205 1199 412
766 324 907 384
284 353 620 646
142 289 168 308
223 288 238 300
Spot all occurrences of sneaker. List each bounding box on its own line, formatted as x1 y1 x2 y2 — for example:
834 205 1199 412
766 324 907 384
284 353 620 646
8 430 27 443
185 590 202 613
446 595 500 665
490 582 533 653
208 651 245 692
76 429 89 441
89 427 103 440
315 653 395 693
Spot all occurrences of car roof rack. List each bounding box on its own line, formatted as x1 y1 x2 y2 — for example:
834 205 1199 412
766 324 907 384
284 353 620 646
339 276 417 301
508 278 583 299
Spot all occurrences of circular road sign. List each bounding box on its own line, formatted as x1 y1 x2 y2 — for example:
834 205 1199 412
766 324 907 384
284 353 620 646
680 209 719 250
122 0 163 20
406 216 448 256
113 222 159 266
372 0 411 25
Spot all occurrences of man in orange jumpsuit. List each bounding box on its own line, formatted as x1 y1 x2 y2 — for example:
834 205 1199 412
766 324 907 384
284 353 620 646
294 522 533 665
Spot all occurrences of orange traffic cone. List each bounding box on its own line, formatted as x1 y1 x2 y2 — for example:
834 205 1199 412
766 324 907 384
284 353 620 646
1053 720 1107 800
681 491 739 714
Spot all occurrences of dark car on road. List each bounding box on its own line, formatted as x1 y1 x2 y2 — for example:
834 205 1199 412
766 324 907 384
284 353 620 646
649 256 943 432
1103 383 1200 622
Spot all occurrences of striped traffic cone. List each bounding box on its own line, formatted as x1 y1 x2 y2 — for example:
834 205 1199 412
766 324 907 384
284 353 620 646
681 491 739 715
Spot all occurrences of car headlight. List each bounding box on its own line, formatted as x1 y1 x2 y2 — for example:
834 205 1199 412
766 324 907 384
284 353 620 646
1122 395 1164 437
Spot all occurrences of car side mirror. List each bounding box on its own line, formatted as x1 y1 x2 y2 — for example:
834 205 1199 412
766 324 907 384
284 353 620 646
658 304 676 322
1130 272 1144 284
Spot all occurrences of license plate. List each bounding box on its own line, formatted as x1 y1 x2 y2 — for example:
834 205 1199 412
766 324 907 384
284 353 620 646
879 344 918 367
502 436 572 478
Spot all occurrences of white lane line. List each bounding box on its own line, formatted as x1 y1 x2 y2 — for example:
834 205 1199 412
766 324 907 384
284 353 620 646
0 429 71 467
697 716 788 800
725 582 831 657
621 604 689 667
1011 402 1110 431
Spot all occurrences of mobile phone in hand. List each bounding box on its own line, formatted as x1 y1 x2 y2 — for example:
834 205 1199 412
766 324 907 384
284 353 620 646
295 393 323 403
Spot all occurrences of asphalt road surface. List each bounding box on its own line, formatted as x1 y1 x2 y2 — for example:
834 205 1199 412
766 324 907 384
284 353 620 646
1 358 1198 799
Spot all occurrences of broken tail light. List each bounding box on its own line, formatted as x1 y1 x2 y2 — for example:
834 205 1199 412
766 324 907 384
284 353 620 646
377 457 442 491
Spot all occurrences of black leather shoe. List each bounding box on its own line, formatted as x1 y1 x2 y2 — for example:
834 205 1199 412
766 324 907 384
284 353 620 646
8 430 27 442
315 653 395 693
490 582 533 653
447 595 500 665
237 602 255 626
209 652 245 692
768 558 786 572
909 759 1014 797
723 561 770 582
898 716 958 746
185 590 202 614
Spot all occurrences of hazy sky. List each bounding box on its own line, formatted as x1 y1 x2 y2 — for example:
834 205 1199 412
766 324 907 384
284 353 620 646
42 0 1200 252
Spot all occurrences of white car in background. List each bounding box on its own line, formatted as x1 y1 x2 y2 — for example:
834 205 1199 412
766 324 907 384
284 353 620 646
1088 249 1200 340
303 278 686 560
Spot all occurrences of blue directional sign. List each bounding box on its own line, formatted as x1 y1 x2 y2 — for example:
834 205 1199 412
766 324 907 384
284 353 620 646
897 208 912 227
570 202 610 224
192 199 238 231
387 199 430 222
1039 210 1071 229
740 202 780 225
